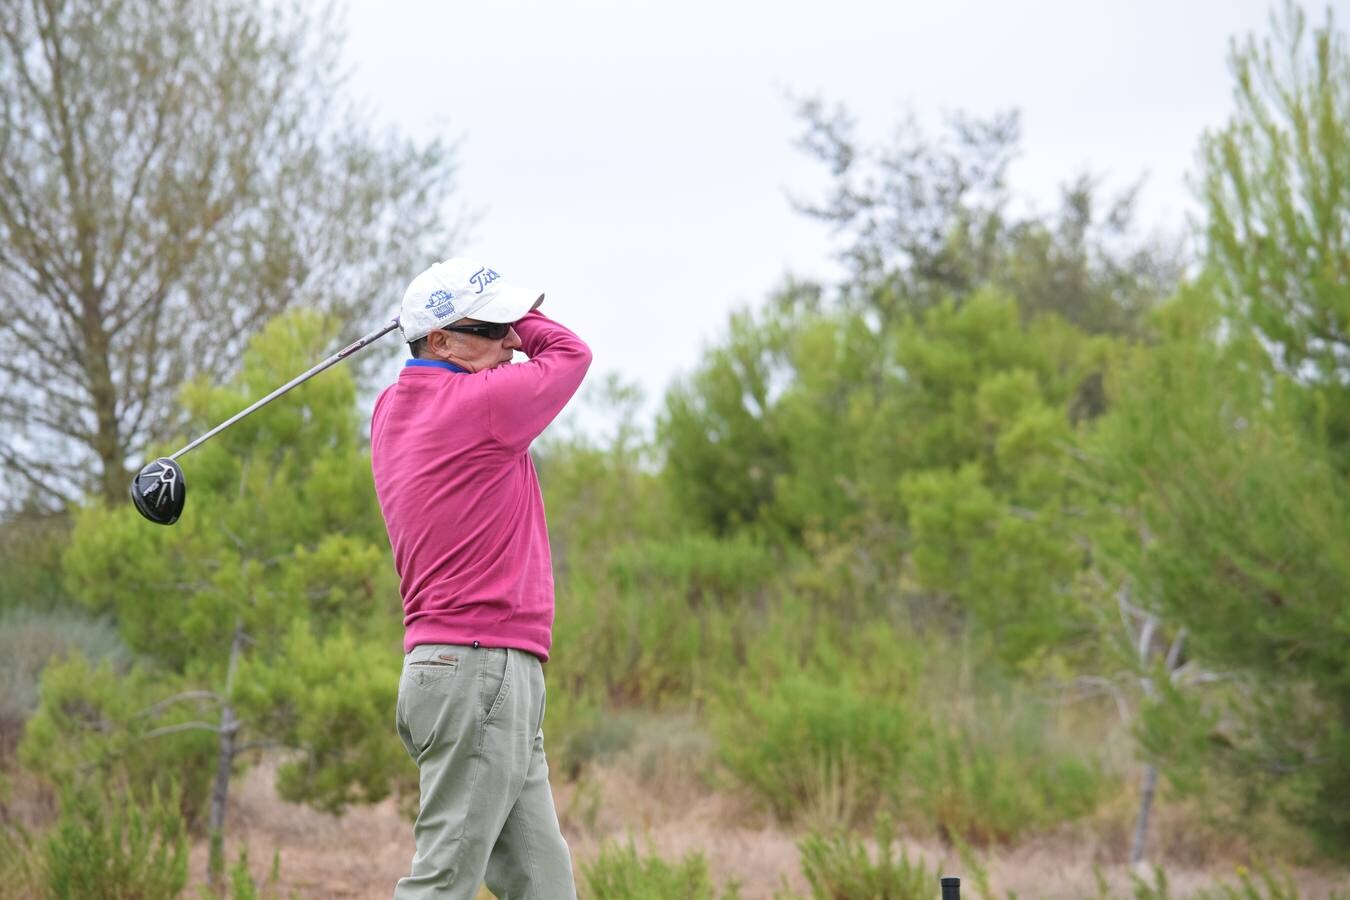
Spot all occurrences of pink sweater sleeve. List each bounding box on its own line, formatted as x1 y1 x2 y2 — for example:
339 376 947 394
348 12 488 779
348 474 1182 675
484 310 593 449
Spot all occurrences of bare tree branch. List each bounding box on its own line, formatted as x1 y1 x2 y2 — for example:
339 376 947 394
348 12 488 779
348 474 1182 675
137 690 222 719
143 721 221 739
0 0 462 512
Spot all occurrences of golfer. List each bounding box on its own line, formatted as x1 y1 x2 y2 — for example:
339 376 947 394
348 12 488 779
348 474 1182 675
370 258 591 899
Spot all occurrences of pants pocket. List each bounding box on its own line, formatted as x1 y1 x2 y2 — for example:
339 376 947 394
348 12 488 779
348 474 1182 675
479 649 513 725
406 650 461 686
401 652 467 756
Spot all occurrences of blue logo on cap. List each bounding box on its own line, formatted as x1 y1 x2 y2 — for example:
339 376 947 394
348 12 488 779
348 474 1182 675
425 289 456 318
469 267 500 294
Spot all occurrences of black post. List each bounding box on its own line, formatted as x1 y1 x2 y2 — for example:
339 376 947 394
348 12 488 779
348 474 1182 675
940 875 961 900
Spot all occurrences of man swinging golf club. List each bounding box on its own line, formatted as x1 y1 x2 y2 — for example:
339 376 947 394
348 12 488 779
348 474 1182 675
370 258 591 899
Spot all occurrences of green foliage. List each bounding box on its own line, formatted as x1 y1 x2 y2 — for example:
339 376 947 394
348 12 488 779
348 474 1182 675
796 816 941 900
658 286 1116 669
1124 862 1324 900
550 531 782 707
889 295 1115 668
906 708 1104 846
607 532 782 607
1127 867 1171 900
715 630 1106 841
713 670 911 827
0 606 128 753
43 783 188 900
1097 2 1350 858
581 839 740 900
24 311 406 844
228 848 260 900
63 310 398 675
1193 865 1307 900
215 845 283 900
396 1 1350 872
0 514 72 613
232 622 402 812
1089 288 1350 854
658 290 808 537
1201 2 1350 408
19 655 217 827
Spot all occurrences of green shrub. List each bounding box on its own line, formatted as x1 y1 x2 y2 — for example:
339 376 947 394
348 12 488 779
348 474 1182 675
0 514 73 614
715 631 1109 841
1119 862 1331 900
0 606 129 753
43 782 188 900
1194 864 1335 900
549 530 789 710
796 816 942 900
20 655 217 829
713 672 912 827
581 839 740 899
551 573 749 707
218 845 283 900
906 709 1105 845
607 532 782 607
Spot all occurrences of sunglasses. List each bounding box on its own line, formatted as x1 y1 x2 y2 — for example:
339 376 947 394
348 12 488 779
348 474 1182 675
440 322 513 340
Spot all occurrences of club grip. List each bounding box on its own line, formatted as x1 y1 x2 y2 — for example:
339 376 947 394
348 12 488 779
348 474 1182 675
941 876 961 900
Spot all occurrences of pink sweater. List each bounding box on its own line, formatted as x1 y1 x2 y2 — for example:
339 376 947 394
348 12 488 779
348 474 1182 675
370 311 592 659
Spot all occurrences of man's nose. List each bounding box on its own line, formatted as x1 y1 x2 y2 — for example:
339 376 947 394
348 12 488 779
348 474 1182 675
505 327 522 350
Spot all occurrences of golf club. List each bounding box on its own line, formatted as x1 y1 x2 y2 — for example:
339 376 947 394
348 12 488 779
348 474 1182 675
130 318 401 525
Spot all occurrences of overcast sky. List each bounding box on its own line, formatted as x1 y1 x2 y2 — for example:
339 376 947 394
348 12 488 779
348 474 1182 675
340 0 1302 425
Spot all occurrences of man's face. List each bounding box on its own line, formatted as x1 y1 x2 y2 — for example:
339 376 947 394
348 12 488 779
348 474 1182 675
425 319 522 373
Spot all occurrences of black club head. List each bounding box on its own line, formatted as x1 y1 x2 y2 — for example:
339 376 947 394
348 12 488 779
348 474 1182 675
131 457 186 525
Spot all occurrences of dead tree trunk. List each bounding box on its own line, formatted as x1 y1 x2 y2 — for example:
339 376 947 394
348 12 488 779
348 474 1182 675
1130 763 1161 866
1129 624 1186 867
207 620 245 888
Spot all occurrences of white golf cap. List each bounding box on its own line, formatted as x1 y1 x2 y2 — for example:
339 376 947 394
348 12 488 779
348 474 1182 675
398 258 544 342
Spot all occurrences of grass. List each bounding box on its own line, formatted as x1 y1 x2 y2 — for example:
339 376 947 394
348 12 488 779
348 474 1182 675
582 840 741 900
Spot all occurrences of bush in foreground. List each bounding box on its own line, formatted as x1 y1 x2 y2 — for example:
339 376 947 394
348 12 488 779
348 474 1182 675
45 783 186 900
796 816 942 900
0 606 128 753
582 840 741 899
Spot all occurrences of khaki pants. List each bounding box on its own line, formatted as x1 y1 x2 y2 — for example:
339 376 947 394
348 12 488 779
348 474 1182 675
394 644 576 900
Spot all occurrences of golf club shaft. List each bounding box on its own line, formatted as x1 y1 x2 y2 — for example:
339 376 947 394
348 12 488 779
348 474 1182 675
168 318 401 462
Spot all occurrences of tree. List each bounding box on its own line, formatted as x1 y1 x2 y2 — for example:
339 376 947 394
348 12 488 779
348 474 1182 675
0 0 459 511
792 97 1182 334
1087 286 1350 856
658 278 1118 667
658 281 820 537
1117 1 1350 853
1201 2 1349 397
22 311 407 883
890 291 1117 666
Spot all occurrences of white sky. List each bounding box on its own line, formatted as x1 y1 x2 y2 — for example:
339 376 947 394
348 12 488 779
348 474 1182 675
341 0 1310 425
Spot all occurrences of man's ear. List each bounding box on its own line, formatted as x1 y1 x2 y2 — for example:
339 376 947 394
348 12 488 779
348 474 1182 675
425 330 449 358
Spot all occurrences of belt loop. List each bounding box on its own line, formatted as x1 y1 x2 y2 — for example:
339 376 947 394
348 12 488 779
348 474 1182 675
472 640 480 649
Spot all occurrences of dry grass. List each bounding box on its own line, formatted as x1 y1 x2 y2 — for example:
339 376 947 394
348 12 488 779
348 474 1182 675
172 728 1349 900
3 713 1346 899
